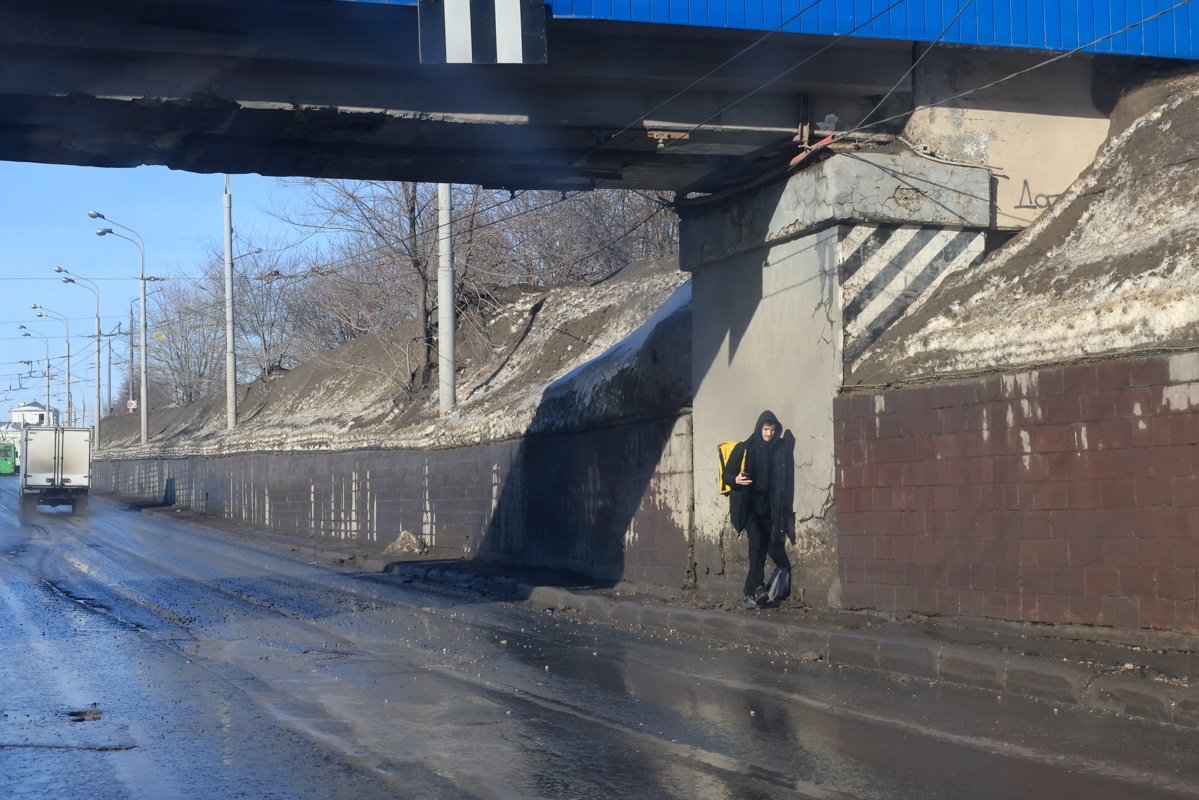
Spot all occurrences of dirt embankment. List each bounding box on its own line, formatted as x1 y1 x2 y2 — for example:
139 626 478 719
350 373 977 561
850 64 1199 387
101 257 691 457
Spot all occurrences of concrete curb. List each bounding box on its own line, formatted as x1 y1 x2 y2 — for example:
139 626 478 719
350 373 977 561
393 562 1199 731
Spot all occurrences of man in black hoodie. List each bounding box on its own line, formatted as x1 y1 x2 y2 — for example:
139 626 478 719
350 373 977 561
722 410 792 607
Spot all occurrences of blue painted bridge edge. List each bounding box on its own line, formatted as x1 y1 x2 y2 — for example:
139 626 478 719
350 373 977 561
340 0 1199 60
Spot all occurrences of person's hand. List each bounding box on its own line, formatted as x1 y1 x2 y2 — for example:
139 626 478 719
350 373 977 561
735 472 752 486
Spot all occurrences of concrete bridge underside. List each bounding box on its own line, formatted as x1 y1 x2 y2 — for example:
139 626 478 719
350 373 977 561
0 0 916 193
30 0 1189 628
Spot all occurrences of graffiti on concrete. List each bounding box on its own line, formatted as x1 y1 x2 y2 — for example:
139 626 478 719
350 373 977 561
1015 179 1061 209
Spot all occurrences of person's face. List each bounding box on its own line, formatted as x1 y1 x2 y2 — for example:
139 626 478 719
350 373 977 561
761 423 778 442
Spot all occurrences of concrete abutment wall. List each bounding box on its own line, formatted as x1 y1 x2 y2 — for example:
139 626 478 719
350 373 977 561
680 152 993 606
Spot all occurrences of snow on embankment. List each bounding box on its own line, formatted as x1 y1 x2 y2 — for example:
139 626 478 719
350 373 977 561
849 69 1199 386
533 281 691 434
100 257 691 457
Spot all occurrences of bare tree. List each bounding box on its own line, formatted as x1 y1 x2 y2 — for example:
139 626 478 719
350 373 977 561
142 182 680 406
274 179 441 389
458 188 678 286
228 244 308 379
146 274 223 406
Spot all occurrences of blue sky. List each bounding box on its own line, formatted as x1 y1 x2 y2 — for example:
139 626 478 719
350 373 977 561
0 161 305 419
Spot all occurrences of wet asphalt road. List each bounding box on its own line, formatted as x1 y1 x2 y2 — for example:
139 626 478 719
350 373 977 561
3 484 1199 799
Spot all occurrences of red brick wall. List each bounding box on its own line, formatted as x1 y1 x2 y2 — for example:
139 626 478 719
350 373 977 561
834 354 1199 632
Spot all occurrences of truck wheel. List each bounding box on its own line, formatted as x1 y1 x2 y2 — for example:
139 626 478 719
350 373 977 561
19 494 35 514
74 496 89 514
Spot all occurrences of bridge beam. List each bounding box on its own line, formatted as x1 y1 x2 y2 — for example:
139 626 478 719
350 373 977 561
0 0 914 192
680 153 993 604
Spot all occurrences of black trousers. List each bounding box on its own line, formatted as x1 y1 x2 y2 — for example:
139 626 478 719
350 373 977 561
744 511 790 596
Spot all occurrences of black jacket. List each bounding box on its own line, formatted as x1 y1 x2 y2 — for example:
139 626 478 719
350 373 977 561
723 410 791 537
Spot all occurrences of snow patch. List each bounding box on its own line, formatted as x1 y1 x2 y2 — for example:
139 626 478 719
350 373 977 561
542 282 690 408
98 259 690 459
851 74 1199 384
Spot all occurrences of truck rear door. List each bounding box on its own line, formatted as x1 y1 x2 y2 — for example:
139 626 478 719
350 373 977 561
59 429 91 488
22 428 58 489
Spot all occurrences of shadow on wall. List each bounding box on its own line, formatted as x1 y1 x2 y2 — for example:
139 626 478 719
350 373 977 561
473 282 695 592
681 191 843 602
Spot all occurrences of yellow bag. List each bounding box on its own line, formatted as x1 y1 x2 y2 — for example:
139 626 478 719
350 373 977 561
717 441 747 495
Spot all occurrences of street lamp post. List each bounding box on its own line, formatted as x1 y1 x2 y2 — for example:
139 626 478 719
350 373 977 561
101 322 123 420
224 176 236 431
221 176 262 432
55 267 102 448
127 296 137 413
17 326 51 422
438 183 456 414
90 210 151 445
30 305 70 426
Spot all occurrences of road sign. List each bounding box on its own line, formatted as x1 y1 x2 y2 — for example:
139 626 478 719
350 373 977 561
127 400 137 409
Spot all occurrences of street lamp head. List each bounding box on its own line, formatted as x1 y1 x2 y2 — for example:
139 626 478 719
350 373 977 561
88 210 105 220
96 228 112 237
35 312 45 318
54 266 66 274
20 332 29 338
16 324 26 330
30 304 39 310
61 277 74 285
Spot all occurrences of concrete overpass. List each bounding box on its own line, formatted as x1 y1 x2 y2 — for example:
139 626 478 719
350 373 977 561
28 0 1199 615
1 0 921 194
5 0 1191 198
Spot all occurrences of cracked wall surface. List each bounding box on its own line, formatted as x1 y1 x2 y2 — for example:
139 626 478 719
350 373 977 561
687 226 843 606
905 49 1108 229
680 153 991 272
681 156 994 606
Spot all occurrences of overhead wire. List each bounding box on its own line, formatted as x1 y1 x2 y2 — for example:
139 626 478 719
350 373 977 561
657 0 1193 196
244 0 848 275
74 5 829 294
573 0 830 162
46 0 1190 373
850 0 976 132
110 0 860 362
654 0 909 157
833 0 1195 143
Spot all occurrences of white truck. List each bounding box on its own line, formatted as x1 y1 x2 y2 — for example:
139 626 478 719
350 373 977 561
19 426 92 514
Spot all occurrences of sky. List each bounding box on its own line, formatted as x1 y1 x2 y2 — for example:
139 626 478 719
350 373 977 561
0 161 307 422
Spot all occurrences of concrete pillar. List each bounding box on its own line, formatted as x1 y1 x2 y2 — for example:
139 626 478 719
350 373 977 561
679 152 992 607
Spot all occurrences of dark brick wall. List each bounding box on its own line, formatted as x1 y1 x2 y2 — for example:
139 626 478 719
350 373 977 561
94 416 694 592
835 354 1199 632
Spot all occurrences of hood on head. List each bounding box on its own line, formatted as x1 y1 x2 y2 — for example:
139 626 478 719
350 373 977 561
751 410 781 443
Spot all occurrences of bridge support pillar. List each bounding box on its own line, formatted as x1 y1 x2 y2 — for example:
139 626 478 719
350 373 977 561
679 152 993 606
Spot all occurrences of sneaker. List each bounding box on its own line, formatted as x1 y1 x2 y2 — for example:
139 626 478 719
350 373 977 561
752 586 769 605
743 594 761 609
